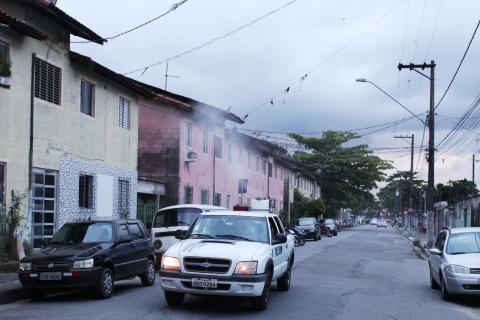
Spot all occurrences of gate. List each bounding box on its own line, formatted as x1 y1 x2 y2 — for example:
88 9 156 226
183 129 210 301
137 194 157 229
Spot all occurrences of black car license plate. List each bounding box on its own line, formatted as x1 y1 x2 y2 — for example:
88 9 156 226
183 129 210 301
192 278 217 288
39 272 62 281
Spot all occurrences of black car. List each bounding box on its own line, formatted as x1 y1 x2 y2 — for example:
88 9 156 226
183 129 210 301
18 219 155 300
295 217 321 241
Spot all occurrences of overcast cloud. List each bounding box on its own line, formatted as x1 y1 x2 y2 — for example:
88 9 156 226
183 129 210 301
63 0 480 187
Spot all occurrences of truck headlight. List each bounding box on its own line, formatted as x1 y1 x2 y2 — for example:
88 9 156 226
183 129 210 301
73 258 94 269
19 262 32 271
234 261 258 275
445 264 470 274
162 256 180 271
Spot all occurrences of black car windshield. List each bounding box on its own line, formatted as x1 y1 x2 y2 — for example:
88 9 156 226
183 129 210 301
153 208 202 228
446 232 480 254
187 215 268 243
50 222 113 244
298 218 316 226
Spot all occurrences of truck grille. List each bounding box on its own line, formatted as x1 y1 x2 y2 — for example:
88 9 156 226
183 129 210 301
184 257 231 274
34 261 71 271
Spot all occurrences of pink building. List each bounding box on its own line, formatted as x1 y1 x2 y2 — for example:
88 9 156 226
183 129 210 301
135 84 288 215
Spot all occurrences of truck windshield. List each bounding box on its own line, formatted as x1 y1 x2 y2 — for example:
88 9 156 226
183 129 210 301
188 215 268 243
153 208 202 228
50 222 113 244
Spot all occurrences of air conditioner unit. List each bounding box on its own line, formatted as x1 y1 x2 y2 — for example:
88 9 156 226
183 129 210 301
185 149 198 162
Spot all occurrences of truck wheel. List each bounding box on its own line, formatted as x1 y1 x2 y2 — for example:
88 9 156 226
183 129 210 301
277 261 292 291
140 259 155 286
96 268 114 299
252 270 271 311
165 291 185 306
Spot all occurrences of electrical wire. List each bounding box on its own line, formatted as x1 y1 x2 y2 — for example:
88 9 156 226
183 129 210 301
71 0 190 43
123 0 301 75
434 18 480 111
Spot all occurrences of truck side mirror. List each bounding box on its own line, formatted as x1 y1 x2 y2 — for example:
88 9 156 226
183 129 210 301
273 233 287 245
174 229 186 240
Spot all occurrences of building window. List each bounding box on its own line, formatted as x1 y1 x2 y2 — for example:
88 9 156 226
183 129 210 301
226 194 231 209
0 41 9 80
227 143 232 162
184 186 193 204
118 179 130 214
274 165 278 179
262 160 267 175
238 148 244 165
185 122 193 147
256 157 260 173
0 162 5 206
201 189 209 205
34 57 61 105
214 136 222 158
213 193 222 206
79 175 94 208
248 152 252 169
202 129 208 154
32 169 57 248
80 79 95 116
119 97 130 129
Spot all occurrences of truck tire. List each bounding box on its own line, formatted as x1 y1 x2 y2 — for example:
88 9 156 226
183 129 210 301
277 260 292 291
165 291 185 306
252 270 271 311
26 289 45 301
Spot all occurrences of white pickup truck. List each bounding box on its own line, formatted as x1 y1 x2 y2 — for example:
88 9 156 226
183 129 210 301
159 210 295 311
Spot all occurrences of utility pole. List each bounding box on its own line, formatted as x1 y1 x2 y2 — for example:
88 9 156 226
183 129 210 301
398 61 435 247
394 134 414 236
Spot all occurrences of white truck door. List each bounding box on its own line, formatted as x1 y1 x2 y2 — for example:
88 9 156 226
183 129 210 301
268 217 286 280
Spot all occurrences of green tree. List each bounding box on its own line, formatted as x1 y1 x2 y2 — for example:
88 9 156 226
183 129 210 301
436 179 478 203
377 171 426 213
290 131 392 216
291 189 327 223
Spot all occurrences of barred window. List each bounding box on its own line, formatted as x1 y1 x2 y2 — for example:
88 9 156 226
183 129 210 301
34 57 61 105
79 175 94 208
202 129 208 153
118 180 130 213
184 186 193 204
201 189 209 205
213 193 221 206
119 97 130 129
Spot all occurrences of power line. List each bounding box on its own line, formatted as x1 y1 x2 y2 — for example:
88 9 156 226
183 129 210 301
123 0 301 75
415 115 427 172
242 0 408 120
71 0 190 43
434 18 480 111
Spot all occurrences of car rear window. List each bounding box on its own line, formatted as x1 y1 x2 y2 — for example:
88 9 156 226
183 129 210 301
153 208 202 228
298 218 315 226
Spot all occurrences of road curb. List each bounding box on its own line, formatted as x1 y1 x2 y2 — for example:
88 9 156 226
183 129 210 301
397 229 428 260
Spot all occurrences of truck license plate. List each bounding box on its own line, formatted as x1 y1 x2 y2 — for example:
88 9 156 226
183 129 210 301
39 272 62 281
192 278 217 288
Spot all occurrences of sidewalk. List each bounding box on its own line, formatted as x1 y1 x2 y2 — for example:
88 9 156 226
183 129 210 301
398 227 429 260
0 263 25 305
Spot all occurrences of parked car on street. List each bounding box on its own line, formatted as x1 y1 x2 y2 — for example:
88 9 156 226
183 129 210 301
324 219 338 236
428 227 480 300
18 219 155 300
370 218 378 226
377 220 387 228
151 204 226 269
295 217 321 241
159 210 294 311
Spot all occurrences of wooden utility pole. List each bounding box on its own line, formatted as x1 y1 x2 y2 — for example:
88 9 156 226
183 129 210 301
398 61 435 246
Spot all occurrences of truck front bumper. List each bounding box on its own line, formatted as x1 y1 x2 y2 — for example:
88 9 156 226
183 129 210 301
159 270 267 297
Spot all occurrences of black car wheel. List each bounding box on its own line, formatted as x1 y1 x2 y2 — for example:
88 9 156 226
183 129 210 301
429 266 440 289
96 268 114 299
333 231 338 236
277 260 292 291
140 259 155 286
165 291 185 306
252 270 271 311
26 289 45 301
440 275 451 300
314 232 320 241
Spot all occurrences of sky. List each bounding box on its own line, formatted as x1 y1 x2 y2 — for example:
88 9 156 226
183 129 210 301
62 0 480 189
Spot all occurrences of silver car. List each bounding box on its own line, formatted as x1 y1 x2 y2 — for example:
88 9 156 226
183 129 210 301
428 228 480 300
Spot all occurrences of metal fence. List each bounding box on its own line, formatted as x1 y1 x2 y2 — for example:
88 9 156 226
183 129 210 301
137 199 156 229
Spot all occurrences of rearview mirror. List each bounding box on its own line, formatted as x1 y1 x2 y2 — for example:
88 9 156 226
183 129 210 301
428 248 442 256
174 229 186 240
273 233 287 245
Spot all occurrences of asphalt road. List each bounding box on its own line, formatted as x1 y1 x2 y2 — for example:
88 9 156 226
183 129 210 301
1 226 480 320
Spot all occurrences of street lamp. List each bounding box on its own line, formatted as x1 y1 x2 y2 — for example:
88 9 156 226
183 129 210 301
355 78 425 125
